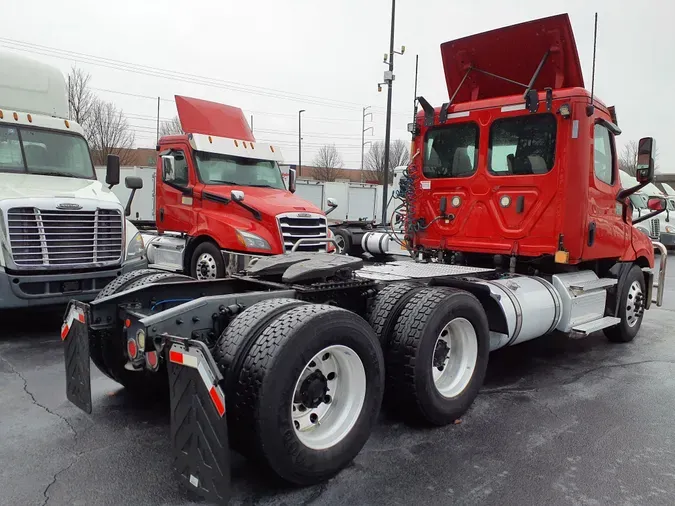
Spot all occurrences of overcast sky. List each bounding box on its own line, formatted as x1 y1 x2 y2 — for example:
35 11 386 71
2 0 674 171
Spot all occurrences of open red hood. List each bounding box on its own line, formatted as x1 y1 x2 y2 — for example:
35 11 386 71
175 95 255 141
203 186 323 215
440 14 584 103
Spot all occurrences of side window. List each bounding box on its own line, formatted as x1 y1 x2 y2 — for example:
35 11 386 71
489 114 557 175
593 124 615 185
163 149 189 186
0 126 24 172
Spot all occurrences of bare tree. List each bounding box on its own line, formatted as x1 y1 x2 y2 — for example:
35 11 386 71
88 99 136 166
619 140 659 176
312 144 343 181
159 116 183 137
67 66 95 129
364 140 410 183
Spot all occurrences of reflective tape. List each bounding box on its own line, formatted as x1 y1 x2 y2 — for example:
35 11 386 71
61 307 85 341
169 346 226 417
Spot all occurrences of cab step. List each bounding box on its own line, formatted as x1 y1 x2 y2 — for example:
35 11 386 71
569 278 617 295
570 316 621 337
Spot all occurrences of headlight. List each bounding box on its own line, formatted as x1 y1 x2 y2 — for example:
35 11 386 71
665 225 675 234
125 232 145 260
235 230 271 251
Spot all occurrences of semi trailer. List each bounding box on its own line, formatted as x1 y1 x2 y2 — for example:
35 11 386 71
61 13 667 504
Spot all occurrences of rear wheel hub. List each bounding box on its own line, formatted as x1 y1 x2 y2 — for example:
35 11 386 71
298 370 328 409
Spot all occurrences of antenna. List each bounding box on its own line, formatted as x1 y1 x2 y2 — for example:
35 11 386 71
412 54 419 125
586 13 598 116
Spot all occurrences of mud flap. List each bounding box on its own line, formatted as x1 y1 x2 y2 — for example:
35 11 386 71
167 339 230 505
61 300 93 414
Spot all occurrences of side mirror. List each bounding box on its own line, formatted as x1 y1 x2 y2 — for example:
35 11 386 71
105 154 120 188
647 196 666 211
162 155 176 183
636 137 656 184
231 190 245 202
327 198 338 208
125 176 143 190
288 168 297 193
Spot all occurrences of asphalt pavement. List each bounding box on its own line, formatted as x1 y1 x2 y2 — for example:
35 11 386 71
2 258 675 506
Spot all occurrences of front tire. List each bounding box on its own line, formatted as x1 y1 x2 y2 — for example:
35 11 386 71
190 242 226 280
386 287 490 426
604 264 646 343
231 304 384 485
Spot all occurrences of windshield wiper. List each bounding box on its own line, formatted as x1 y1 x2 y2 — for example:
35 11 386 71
31 170 88 179
208 179 239 185
247 183 276 188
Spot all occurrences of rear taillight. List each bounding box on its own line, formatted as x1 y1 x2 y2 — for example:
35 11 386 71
145 350 159 370
127 338 138 359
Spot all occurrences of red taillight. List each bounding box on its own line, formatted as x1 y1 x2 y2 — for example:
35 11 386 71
146 350 158 370
127 338 138 359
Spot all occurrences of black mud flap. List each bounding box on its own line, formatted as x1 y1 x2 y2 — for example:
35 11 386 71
61 300 92 414
167 339 230 505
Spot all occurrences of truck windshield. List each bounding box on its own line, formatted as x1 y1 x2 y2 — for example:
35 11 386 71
0 125 95 178
195 151 285 190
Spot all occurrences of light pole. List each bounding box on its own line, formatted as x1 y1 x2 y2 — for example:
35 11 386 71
298 109 305 177
361 106 373 171
379 0 405 224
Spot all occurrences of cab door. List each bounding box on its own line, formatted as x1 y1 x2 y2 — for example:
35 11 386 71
156 146 196 234
583 122 627 260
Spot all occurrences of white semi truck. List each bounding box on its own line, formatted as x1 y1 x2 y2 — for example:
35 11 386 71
0 52 147 308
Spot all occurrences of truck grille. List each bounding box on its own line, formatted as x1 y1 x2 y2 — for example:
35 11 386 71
277 213 328 252
7 207 123 268
650 218 661 239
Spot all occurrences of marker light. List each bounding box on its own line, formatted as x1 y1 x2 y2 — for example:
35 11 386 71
500 196 511 208
451 196 461 208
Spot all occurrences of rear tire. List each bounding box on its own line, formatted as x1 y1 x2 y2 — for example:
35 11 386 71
94 271 192 396
366 281 426 348
604 264 646 343
91 269 161 380
231 304 384 485
190 242 226 280
332 228 352 255
386 287 490 426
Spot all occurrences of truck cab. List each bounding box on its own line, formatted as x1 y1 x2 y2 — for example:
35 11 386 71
0 52 147 309
408 14 660 272
146 96 333 279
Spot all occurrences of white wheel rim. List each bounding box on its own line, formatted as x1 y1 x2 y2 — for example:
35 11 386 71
291 345 366 450
196 253 218 280
626 280 643 328
431 317 478 398
334 235 346 253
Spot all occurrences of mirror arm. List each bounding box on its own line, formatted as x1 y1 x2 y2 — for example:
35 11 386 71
326 206 337 216
616 182 649 201
634 209 666 225
125 189 137 217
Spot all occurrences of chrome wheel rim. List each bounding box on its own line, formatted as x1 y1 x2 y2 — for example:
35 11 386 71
626 280 643 328
196 253 218 280
431 317 478 398
291 345 366 450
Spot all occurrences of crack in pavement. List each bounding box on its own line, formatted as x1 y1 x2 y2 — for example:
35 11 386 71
41 459 76 506
0 354 79 443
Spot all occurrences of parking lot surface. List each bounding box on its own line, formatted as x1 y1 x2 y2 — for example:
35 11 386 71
2 259 675 506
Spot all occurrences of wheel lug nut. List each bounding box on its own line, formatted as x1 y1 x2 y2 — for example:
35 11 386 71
310 413 318 424
327 372 336 380
294 420 300 429
298 405 306 412
324 395 332 404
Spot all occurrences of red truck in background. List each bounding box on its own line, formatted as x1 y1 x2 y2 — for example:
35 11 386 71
138 96 335 279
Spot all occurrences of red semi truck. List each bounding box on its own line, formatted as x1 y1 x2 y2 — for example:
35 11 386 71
137 96 335 279
61 13 667 504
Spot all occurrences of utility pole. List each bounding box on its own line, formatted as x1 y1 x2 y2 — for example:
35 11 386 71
379 0 405 224
361 106 373 171
298 109 305 177
156 97 160 144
